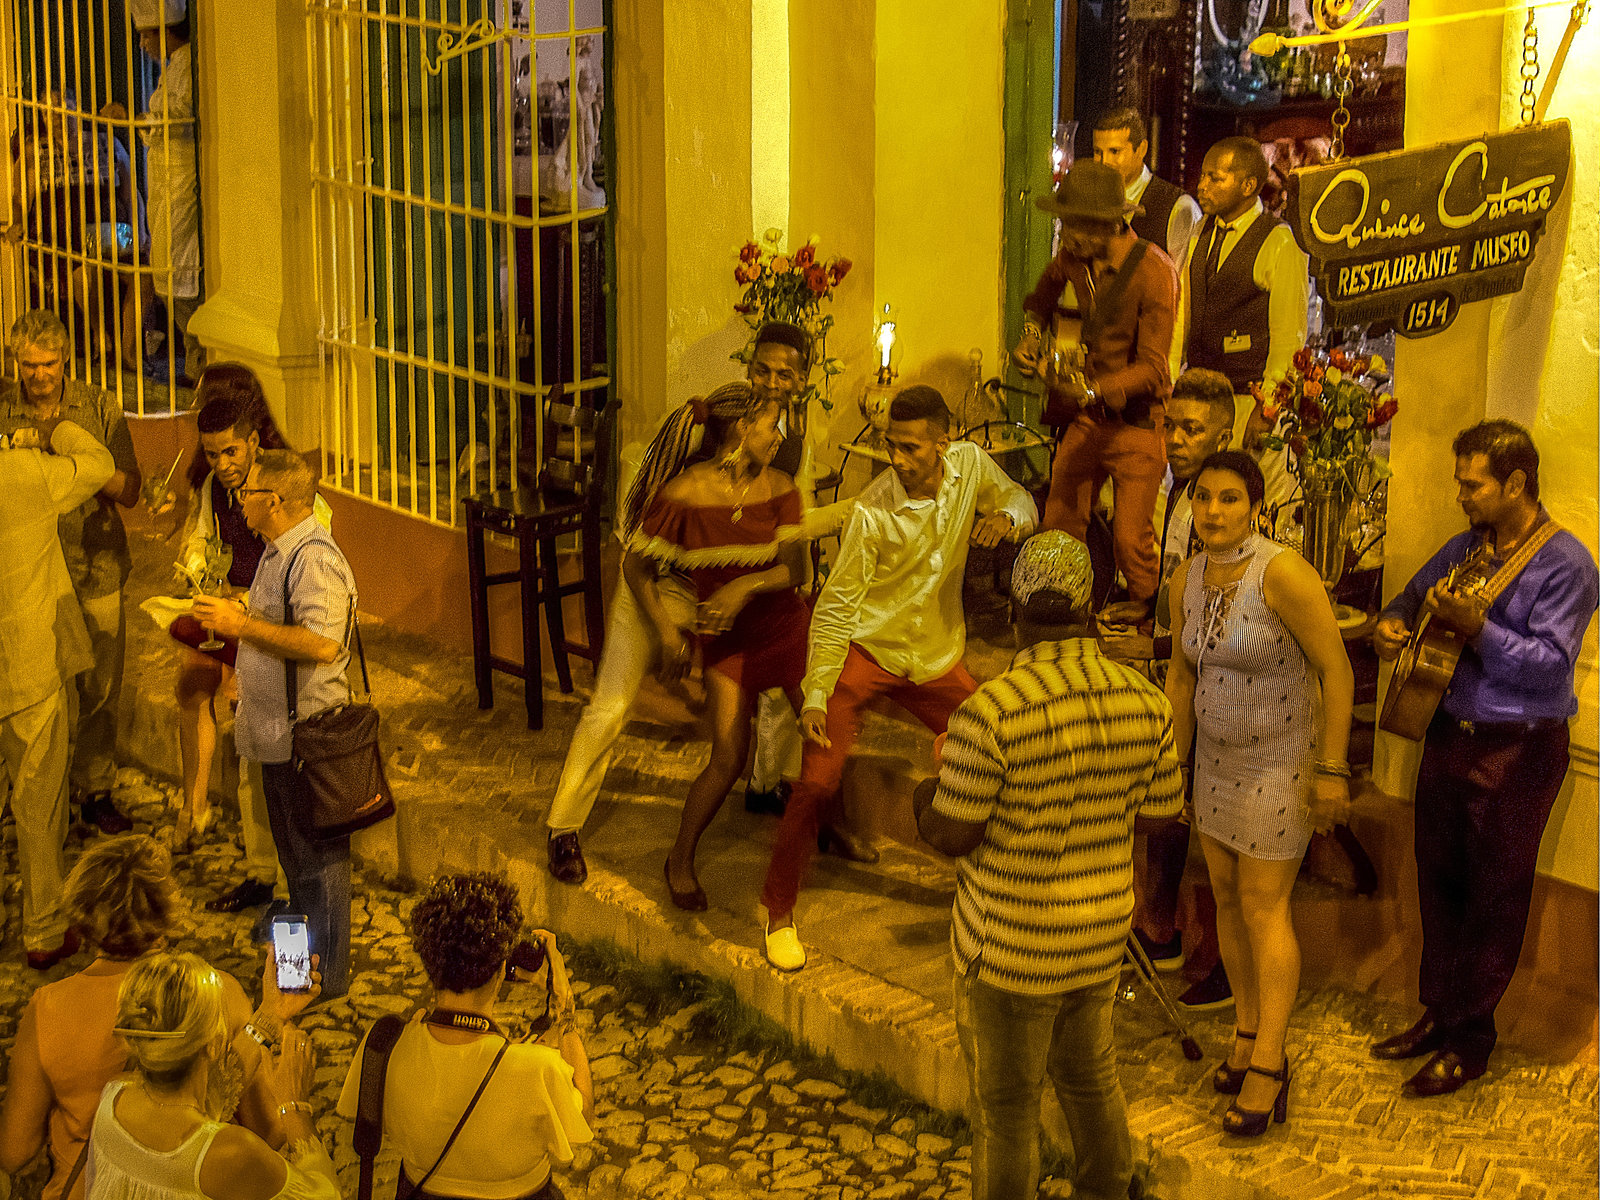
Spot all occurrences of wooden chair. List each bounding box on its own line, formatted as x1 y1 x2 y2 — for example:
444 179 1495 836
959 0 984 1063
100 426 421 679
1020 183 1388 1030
464 390 616 729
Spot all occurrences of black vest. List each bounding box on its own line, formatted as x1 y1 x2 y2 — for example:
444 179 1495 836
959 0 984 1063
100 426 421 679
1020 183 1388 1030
1130 174 1184 253
1186 211 1282 393
211 473 266 588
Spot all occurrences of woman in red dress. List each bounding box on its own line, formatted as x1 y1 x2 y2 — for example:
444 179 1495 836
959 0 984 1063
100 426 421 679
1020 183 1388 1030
623 381 810 909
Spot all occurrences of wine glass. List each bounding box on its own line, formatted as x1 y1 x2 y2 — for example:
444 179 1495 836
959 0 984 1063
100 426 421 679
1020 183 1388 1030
142 450 185 514
193 537 234 651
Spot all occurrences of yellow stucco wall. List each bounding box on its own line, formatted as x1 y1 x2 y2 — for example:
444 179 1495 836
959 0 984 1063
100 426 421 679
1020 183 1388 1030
1375 0 1598 889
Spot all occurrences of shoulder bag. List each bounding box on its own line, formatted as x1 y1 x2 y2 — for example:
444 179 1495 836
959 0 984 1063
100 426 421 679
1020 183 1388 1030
283 543 397 841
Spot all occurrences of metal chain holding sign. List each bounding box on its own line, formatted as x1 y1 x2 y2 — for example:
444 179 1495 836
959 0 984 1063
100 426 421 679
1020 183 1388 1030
1520 8 1540 124
1330 44 1354 158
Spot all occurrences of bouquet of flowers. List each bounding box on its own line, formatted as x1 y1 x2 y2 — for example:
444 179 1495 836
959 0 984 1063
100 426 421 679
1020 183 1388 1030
1256 346 1399 491
731 228 851 410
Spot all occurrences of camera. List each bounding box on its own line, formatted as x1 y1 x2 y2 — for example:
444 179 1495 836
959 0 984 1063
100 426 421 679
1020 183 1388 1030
506 938 548 982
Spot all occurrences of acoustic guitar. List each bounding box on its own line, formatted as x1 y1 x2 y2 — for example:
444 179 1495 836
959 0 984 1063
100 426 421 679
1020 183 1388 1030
1040 313 1090 427
1378 544 1495 741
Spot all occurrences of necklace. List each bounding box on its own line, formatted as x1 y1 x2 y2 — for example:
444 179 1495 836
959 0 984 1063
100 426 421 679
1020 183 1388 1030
724 467 758 523
1208 532 1259 565
140 1083 203 1113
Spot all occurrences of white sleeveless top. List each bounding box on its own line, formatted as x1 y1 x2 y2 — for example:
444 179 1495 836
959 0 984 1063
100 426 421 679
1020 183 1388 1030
85 1080 340 1200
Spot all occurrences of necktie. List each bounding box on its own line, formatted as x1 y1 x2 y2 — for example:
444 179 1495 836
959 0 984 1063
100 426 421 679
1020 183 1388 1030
1204 221 1232 277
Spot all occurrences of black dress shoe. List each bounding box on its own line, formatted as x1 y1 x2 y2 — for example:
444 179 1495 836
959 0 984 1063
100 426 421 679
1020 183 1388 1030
1371 1013 1446 1061
547 832 588 885
206 878 277 913
1178 962 1234 1011
250 900 290 944
744 781 791 816
80 792 133 835
1404 1049 1487 1097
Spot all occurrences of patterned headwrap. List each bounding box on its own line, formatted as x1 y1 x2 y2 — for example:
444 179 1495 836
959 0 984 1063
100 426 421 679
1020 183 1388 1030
1010 531 1093 610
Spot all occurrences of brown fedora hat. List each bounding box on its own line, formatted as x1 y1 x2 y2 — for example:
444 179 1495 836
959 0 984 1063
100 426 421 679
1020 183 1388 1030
1036 160 1143 222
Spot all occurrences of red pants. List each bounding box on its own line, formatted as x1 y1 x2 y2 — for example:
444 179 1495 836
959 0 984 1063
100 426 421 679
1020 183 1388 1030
760 645 978 918
1042 414 1166 602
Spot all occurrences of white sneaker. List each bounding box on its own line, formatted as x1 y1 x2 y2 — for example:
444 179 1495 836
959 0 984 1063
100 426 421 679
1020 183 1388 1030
763 914 806 971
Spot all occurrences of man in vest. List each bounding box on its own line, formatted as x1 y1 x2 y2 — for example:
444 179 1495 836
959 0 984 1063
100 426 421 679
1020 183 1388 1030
1170 137 1307 510
1092 106 1200 265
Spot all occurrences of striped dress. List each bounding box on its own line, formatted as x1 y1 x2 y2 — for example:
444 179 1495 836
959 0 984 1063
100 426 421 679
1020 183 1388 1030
930 639 1185 995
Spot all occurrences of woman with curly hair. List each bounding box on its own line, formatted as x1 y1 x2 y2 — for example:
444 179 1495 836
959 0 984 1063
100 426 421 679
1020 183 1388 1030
0 836 318 1199
336 872 593 1199
85 951 337 1198
624 381 813 910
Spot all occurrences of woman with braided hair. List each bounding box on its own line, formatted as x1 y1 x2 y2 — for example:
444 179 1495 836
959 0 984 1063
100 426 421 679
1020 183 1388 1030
625 382 812 909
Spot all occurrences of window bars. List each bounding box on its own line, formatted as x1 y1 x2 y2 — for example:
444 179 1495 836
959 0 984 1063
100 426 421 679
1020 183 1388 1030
0 0 199 414
305 0 611 527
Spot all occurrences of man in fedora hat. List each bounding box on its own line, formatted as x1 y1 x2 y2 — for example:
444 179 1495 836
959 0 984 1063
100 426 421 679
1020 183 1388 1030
1014 159 1177 616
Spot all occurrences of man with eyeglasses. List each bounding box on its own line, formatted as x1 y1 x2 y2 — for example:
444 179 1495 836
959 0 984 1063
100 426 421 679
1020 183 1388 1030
193 450 359 999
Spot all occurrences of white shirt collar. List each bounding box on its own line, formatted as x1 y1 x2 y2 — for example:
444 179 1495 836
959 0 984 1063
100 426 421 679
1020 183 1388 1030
887 445 964 513
1127 164 1153 203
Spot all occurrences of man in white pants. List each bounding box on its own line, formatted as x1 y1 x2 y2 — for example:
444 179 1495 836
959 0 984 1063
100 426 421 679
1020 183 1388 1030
546 323 811 884
0 417 113 967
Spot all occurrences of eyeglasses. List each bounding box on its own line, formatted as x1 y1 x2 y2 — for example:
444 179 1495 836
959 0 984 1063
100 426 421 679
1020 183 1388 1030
235 487 279 501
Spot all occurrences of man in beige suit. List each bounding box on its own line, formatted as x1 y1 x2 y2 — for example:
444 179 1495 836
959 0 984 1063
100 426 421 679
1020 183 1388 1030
0 417 113 968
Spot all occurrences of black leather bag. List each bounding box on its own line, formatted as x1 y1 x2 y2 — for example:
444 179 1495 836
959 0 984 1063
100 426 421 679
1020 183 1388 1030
284 548 396 842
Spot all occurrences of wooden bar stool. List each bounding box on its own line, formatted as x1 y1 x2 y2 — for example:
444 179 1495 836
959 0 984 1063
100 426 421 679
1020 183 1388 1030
464 397 617 729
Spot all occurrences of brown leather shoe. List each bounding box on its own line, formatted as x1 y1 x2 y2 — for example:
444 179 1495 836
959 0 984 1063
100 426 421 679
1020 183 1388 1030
817 823 879 864
1404 1049 1487 1097
547 832 588 885
1371 1013 1446 1061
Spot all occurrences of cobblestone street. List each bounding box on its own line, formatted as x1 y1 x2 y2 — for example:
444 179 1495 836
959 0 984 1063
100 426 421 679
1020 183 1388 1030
2 772 984 1200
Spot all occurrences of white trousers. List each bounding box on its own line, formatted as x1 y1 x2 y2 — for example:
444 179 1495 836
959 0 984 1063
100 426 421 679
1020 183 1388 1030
546 577 799 832
1 687 72 949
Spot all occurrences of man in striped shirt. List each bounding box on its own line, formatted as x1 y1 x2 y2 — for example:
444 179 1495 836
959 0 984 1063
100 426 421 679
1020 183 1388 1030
915 531 1184 1200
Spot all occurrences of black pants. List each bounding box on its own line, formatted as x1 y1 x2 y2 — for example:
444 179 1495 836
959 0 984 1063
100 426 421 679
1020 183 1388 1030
1413 712 1570 1063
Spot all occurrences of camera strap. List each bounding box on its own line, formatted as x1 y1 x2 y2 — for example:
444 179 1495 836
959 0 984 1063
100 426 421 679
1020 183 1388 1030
423 1008 505 1037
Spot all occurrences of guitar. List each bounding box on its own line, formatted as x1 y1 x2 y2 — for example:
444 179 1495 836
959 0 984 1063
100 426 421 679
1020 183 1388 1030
1038 314 1092 427
1378 544 1496 741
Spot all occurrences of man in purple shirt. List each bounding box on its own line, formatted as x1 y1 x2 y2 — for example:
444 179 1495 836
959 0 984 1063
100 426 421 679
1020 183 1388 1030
1370 420 1598 1096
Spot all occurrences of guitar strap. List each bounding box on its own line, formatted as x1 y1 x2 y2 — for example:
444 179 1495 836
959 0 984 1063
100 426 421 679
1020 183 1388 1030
1477 516 1562 607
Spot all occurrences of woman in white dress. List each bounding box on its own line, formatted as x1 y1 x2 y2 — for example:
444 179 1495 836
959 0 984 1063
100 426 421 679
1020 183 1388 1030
1166 450 1353 1137
85 951 338 1200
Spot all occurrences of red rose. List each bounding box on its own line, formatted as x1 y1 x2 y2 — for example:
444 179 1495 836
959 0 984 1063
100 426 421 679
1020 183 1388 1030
1329 348 1349 370
1354 356 1371 375
734 265 750 284
1292 347 1315 372
829 257 853 284
1372 398 1399 426
805 264 829 295
1299 397 1323 426
739 242 761 264
795 244 816 268
1275 379 1293 402
1289 434 1308 456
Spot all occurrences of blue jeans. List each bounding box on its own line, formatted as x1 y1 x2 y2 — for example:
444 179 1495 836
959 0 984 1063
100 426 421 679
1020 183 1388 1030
262 761 352 997
954 969 1132 1200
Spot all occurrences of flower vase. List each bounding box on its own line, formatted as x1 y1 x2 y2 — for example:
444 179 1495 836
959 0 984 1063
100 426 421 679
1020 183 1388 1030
1299 460 1361 625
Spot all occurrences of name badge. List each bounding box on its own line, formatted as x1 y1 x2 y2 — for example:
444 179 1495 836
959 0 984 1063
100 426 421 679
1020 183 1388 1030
1223 333 1252 353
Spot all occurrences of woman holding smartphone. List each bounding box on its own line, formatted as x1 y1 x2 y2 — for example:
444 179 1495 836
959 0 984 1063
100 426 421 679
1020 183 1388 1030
82 950 337 1199
336 872 593 1199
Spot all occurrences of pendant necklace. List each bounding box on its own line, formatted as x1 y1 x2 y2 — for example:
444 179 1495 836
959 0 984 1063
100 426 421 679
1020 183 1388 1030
726 468 757 523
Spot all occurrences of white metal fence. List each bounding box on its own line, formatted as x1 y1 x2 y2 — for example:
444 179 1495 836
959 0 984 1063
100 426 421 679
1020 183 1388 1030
306 0 610 527
0 0 198 413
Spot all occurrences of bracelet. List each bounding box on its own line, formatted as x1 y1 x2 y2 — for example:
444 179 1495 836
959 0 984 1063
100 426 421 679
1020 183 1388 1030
243 1022 278 1050
1313 759 1352 778
277 1100 313 1119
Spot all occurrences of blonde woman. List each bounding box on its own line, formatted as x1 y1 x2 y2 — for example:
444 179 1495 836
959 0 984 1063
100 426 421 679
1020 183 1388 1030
85 951 337 1199
0 837 296 1199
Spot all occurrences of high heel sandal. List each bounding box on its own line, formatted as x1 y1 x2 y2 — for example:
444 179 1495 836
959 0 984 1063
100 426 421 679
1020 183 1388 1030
1222 1062 1290 1137
1212 1030 1256 1095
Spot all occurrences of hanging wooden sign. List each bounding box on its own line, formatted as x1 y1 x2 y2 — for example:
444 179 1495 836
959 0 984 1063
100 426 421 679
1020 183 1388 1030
1285 120 1571 338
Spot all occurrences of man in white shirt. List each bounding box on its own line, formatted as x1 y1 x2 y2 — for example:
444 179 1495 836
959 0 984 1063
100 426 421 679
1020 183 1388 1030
1170 137 1307 512
1092 107 1201 264
0 418 113 968
759 386 1037 970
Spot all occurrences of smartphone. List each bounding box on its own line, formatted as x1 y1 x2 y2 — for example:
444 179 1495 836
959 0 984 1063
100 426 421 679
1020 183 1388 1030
271 914 313 992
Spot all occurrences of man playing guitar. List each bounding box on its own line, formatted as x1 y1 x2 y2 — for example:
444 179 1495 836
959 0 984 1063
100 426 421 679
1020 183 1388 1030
1013 159 1177 617
1370 420 1597 1096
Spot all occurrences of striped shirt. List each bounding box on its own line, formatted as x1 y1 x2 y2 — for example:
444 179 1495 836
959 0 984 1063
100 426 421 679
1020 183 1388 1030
931 638 1185 994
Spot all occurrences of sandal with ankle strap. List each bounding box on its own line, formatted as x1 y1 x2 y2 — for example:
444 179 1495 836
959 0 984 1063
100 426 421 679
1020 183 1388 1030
1222 1062 1290 1137
1212 1029 1256 1095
